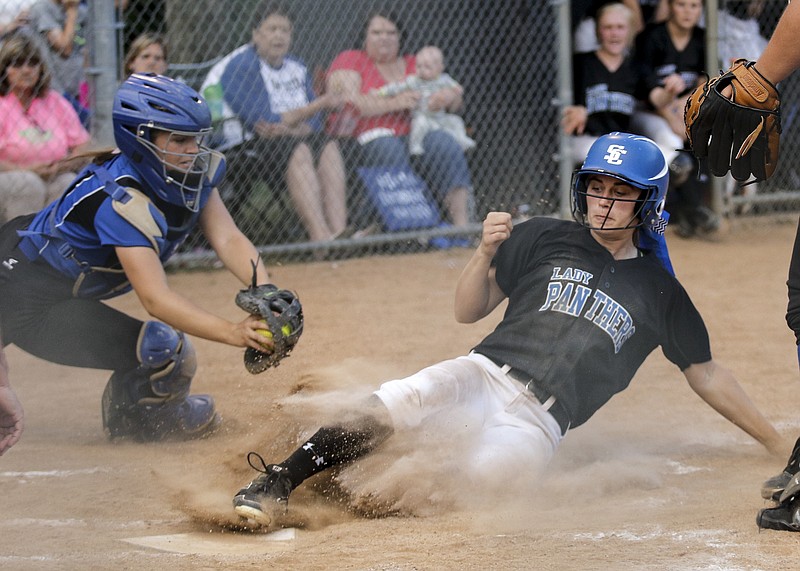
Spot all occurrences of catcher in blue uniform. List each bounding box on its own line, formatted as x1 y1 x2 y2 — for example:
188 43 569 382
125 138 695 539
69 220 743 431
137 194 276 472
0 74 290 442
230 132 783 528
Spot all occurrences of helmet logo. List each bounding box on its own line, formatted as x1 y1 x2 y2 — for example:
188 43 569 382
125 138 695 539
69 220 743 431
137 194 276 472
603 144 627 165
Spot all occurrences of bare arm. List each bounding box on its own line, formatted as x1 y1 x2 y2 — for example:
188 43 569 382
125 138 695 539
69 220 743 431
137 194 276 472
427 82 464 113
328 68 419 118
198 189 270 286
454 211 512 323
648 74 686 110
116 229 270 353
562 105 588 135
755 1 800 84
281 91 344 128
652 0 670 23
46 0 80 57
683 360 787 457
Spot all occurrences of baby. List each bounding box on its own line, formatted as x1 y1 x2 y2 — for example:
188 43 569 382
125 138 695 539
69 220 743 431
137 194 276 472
375 45 475 155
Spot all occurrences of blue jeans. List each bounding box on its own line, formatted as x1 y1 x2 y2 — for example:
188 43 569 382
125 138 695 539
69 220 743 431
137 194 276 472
360 130 472 202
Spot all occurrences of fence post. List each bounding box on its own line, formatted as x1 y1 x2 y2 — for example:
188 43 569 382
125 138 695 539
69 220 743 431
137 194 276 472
704 2 724 216
87 0 120 146
554 0 573 220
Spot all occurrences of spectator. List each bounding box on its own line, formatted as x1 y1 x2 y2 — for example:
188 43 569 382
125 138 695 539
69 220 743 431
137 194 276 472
573 0 670 53
374 45 475 156
327 10 473 228
123 32 167 76
563 3 647 164
632 0 717 238
0 0 37 38
0 33 90 223
27 0 86 104
219 1 348 243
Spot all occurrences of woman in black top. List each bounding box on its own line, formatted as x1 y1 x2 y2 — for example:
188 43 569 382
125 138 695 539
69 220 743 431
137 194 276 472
632 0 718 238
563 3 646 165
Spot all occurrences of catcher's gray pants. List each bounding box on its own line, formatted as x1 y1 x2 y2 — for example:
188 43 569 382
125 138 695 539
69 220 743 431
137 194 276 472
374 351 563 487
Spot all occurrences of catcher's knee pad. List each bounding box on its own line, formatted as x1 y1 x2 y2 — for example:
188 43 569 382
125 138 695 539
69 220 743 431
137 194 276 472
103 321 196 408
101 321 216 442
136 320 197 403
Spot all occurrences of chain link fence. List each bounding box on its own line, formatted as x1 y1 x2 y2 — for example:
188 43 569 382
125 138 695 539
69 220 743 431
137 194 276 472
152 0 561 264
717 0 800 215
0 0 797 267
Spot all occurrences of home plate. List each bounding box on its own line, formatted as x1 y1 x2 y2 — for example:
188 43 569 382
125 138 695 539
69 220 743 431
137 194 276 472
121 528 296 555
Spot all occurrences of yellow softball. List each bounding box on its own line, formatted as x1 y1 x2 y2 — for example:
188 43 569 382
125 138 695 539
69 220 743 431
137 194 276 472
256 322 292 340
255 328 273 340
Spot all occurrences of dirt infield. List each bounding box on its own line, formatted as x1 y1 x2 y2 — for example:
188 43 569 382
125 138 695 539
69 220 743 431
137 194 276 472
3 217 800 570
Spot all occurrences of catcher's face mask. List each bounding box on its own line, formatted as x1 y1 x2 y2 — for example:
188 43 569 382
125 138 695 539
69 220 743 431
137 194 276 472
142 127 215 212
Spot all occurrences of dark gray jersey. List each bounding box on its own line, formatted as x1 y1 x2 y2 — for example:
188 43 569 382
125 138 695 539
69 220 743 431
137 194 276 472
474 217 711 428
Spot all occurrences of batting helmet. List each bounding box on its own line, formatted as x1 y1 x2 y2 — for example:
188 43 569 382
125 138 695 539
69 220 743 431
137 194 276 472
113 73 221 212
571 132 668 232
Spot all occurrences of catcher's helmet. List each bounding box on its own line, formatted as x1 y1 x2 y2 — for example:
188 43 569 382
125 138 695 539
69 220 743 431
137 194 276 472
113 73 220 212
572 132 668 232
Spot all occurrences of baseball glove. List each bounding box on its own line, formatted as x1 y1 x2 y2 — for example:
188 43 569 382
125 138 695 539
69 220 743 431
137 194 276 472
235 264 303 374
684 59 781 182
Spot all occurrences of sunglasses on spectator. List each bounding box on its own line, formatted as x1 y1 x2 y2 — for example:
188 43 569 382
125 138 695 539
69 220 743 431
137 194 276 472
8 57 41 68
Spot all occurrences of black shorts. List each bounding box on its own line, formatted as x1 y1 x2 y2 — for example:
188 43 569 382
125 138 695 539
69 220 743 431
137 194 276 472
0 215 141 371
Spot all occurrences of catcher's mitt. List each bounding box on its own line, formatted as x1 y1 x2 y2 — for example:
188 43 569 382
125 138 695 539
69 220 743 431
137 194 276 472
235 263 303 374
684 59 781 182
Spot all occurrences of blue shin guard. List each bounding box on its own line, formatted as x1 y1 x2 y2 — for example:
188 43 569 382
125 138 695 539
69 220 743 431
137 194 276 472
101 322 218 441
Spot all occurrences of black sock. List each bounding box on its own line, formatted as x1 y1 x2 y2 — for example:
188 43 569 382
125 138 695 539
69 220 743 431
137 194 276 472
785 436 800 473
279 418 392 487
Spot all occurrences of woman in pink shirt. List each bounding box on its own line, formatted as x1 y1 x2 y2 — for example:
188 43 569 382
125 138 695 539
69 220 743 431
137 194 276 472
327 11 472 229
0 34 90 223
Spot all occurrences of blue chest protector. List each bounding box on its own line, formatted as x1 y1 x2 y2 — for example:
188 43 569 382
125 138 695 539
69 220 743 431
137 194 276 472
17 154 211 299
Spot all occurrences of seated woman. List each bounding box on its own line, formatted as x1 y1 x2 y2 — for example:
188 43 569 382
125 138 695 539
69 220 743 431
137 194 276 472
220 1 347 243
563 3 647 165
633 0 718 238
326 10 472 228
123 32 168 76
0 33 91 223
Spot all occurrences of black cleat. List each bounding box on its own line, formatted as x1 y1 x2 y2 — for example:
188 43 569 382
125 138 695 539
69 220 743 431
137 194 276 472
233 452 294 527
761 470 794 501
757 502 800 532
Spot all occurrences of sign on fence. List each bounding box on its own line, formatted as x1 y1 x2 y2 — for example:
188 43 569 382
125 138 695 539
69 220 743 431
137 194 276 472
357 166 441 231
